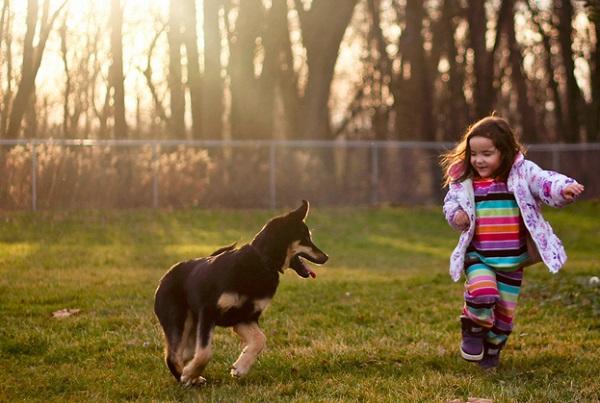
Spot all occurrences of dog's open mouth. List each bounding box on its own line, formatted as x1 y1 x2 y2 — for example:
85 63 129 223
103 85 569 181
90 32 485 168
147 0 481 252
290 255 317 278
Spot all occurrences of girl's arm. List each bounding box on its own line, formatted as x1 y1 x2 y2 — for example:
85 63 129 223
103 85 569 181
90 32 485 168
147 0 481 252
443 185 467 230
525 160 583 207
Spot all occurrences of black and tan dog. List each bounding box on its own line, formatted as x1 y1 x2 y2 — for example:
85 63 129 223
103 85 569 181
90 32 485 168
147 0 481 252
154 200 328 385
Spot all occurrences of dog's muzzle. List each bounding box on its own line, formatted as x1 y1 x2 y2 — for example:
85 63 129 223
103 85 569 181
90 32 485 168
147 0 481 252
290 250 328 278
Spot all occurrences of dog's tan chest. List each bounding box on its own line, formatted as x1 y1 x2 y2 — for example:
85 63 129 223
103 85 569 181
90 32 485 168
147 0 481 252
217 292 248 312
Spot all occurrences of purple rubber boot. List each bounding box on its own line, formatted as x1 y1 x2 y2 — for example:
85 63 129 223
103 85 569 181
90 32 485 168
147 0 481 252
460 317 485 362
479 341 504 369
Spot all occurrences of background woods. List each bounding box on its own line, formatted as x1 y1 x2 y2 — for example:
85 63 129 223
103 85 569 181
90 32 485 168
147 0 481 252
0 0 598 143
0 0 599 209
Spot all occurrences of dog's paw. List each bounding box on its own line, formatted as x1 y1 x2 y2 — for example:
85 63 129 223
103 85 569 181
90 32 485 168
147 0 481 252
230 365 248 378
180 374 207 387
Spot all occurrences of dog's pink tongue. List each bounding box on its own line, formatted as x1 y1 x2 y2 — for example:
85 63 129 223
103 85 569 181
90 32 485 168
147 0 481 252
309 269 316 278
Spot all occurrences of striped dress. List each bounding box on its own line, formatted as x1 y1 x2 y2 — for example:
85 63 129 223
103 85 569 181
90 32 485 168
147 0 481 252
466 178 529 271
462 178 528 341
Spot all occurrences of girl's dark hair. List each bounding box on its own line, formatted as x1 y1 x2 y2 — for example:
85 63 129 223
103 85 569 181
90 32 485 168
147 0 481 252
440 115 526 186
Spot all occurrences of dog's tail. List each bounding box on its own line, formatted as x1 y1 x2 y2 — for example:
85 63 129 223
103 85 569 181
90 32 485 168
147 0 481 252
209 242 237 256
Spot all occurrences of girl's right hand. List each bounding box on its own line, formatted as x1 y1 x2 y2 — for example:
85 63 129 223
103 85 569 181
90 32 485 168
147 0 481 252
453 210 470 231
563 183 585 201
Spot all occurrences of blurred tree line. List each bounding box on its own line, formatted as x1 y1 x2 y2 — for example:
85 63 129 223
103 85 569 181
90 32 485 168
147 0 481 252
0 0 598 143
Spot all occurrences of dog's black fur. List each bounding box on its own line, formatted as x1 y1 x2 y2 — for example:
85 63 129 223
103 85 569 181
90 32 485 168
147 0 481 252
153 200 328 385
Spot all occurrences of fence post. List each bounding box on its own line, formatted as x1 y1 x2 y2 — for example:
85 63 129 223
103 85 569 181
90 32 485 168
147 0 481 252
31 140 37 211
152 143 159 208
269 142 276 209
371 142 379 205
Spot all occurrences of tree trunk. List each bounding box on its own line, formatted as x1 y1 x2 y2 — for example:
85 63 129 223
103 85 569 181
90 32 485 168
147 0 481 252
367 0 394 140
441 0 467 140
182 0 202 139
168 0 186 137
556 0 582 142
59 15 71 137
109 0 127 139
588 4 600 141
0 0 13 137
277 2 300 138
297 0 358 139
411 0 435 140
255 0 288 139
467 0 495 118
142 24 169 127
0 0 8 56
528 2 566 141
202 0 224 139
504 0 537 142
5 0 37 138
229 0 263 139
5 0 66 138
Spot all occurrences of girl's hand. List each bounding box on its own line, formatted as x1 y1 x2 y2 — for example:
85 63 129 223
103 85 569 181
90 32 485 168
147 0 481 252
453 210 470 231
563 183 585 201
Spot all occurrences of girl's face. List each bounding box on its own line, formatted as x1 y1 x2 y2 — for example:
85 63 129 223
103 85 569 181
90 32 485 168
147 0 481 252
469 136 502 179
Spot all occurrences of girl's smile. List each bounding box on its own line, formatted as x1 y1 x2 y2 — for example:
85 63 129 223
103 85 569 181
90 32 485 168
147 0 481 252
469 136 501 179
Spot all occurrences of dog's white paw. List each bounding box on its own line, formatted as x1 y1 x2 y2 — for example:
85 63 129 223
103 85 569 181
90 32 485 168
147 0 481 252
230 365 248 378
180 374 207 387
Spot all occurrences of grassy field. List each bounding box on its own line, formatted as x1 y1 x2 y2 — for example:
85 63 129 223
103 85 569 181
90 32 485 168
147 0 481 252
0 202 599 402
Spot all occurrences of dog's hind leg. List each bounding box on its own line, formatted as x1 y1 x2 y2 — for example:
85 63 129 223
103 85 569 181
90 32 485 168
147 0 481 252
180 310 214 386
230 322 266 378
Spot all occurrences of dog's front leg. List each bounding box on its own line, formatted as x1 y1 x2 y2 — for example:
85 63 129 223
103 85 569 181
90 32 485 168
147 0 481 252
230 322 266 378
180 311 213 386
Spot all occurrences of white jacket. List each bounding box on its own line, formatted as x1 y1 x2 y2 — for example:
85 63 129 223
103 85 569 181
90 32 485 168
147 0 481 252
443 153 578 281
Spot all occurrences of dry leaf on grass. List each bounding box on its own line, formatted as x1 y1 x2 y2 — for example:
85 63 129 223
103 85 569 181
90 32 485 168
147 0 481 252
52 308 81 318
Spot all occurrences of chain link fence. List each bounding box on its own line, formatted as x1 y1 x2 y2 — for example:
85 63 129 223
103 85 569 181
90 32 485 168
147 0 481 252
1 139 598 210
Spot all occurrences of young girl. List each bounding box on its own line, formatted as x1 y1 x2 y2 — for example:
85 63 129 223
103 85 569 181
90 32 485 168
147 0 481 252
441 116 584 369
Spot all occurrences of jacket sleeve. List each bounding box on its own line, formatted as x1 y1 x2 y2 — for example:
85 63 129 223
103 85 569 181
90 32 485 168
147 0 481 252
524 160 578 208
443 184 464 230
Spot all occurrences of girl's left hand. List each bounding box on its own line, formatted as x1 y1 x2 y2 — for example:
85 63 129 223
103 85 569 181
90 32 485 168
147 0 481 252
563 183 585 201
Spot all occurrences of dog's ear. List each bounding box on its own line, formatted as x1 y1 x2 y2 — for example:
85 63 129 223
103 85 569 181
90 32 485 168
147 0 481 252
290 200 309 221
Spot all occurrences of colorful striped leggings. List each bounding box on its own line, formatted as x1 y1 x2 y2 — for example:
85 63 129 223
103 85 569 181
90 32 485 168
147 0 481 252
462 260 524 346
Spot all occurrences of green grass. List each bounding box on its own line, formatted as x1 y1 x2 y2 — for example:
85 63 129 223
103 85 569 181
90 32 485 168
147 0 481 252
0 202 599 402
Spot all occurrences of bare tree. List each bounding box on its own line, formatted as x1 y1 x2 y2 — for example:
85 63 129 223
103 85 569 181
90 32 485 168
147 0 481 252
182 0 202 139
556 0 584 142
439 0 468 140
168 0 186 137
528 1 566 140
394 0 435 140
141 23 169 126
255 0 281 139
0 0 12 137
466 0 507 119
59 14 71 137
202 0 224 139
504 0 538 142
0 0 8 53
228 0 264 139
295 0 358 139
4 0 67 138
586 0 600 141
109 0 127 139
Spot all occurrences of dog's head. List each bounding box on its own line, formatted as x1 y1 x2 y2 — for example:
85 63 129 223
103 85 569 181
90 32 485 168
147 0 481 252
252 200 328 278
